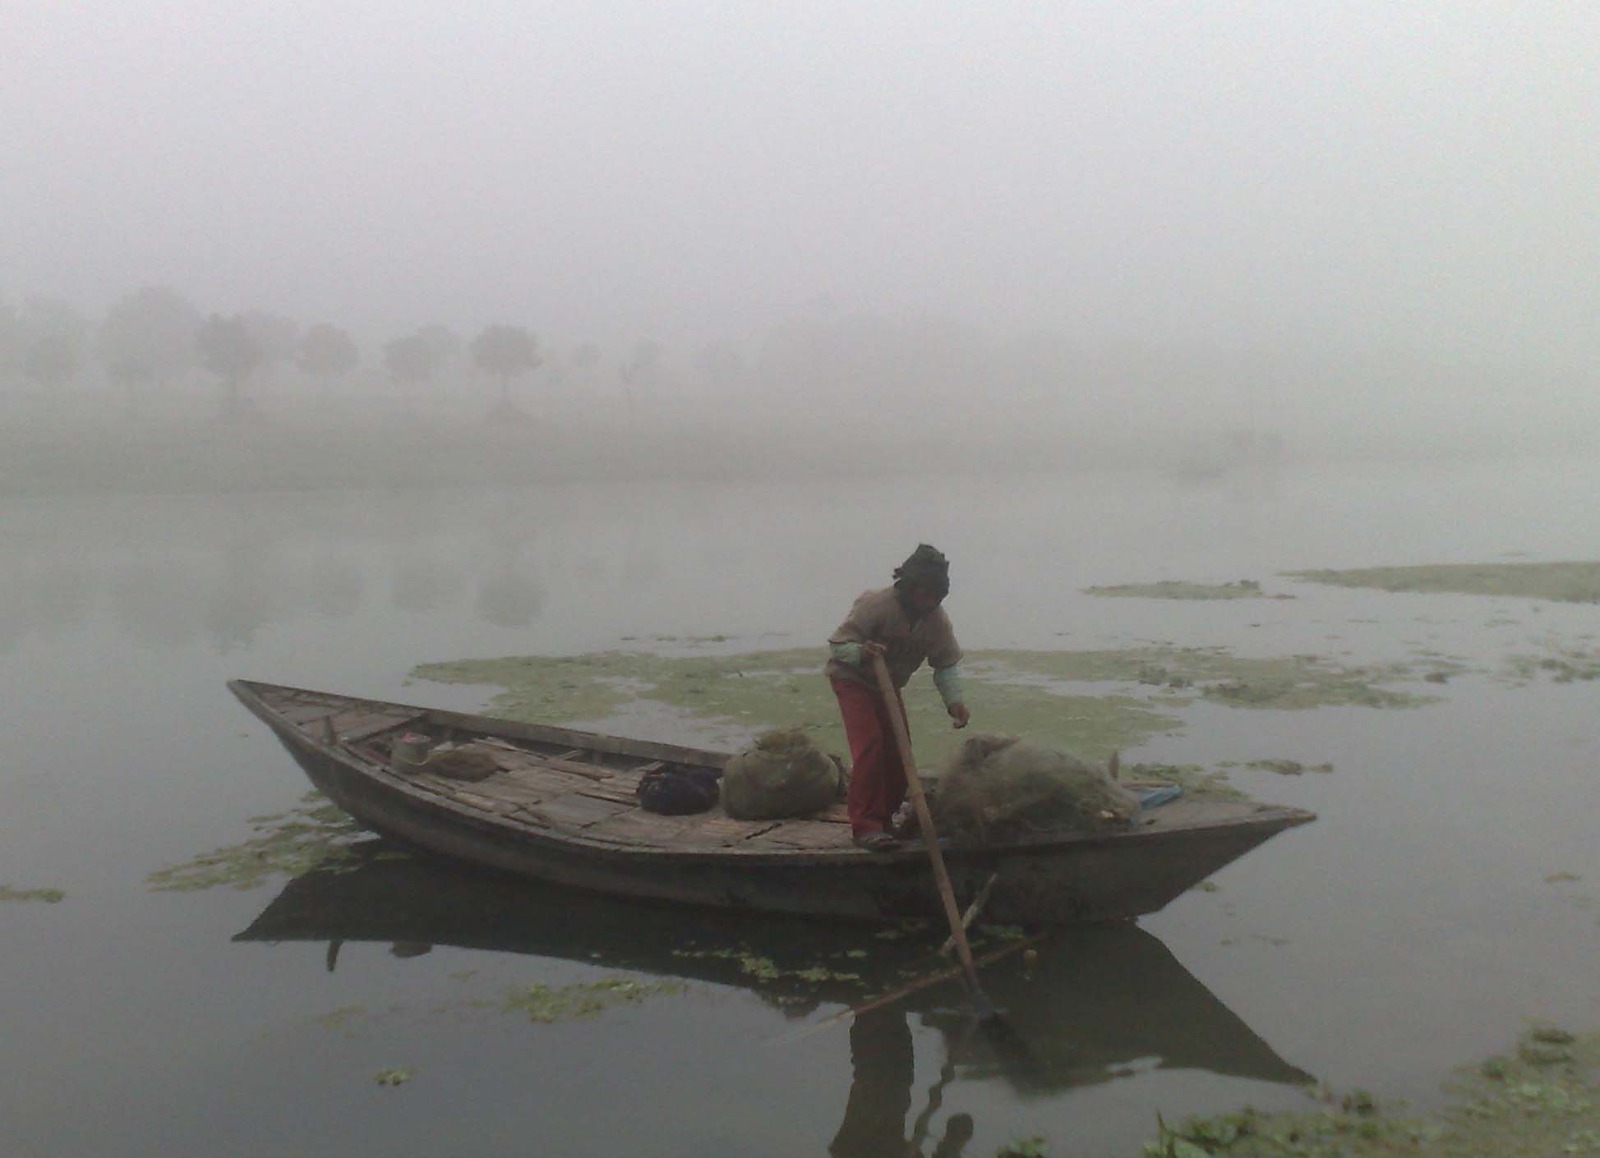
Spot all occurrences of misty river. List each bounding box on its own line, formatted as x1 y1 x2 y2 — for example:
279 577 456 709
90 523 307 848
3 457 1598 1158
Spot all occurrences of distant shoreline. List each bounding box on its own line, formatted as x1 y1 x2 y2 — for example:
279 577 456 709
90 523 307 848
4 409 1586 500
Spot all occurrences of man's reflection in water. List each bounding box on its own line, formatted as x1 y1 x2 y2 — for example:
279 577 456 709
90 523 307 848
830 1007 974 1158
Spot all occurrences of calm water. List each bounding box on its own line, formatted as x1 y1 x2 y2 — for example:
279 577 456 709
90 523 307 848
2 458 1598 1157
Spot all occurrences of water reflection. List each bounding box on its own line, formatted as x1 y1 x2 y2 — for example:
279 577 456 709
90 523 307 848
109 563 209 647
832 1007 919 1157
0 558 102 651
474 538 548 627
305 555 366 619
0 494 559 654
206 538 280 653
238 848 1312 1155
390 552 465 614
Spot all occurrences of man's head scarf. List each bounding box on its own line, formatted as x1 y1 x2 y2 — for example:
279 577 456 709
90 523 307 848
893 543 950 596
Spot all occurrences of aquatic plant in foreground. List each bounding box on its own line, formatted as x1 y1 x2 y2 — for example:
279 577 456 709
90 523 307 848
1143 1024 1600 1158
501 976 688 1022
145 791 401 891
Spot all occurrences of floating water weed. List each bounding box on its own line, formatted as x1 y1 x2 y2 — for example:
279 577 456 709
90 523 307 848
1521 1041 1579 1067
1244 760 1334 776
994 1135 1050 1157
0 885 65 903
670 945 873 987
414 645 1429 772
1531 1025 1579 1045
314 1005 367 1034
1142 1025 1600 1156
1286 561 1600 603
1086 580 1286 601
977 924 1029 941
502 976 687 1023
146 791 389 892
1507 647 1600 684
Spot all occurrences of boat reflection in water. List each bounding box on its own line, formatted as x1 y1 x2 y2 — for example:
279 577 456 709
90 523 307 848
237 845 1312 1157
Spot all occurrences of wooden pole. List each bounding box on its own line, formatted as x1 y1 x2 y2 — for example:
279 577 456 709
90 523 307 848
940 871 999 957
869 653 996 1022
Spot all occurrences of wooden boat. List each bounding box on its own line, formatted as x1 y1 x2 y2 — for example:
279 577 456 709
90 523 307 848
236 844 1316 1093
228 679 1315 925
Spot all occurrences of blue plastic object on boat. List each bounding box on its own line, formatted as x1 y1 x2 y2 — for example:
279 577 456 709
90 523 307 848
1135 784 1183 810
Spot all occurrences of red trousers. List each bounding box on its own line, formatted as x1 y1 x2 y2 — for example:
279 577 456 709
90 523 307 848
831 676 908 837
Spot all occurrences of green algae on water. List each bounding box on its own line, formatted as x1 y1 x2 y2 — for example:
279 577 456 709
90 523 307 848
0 885 65 903
374 1067 414 1087
1285 561 1600 603
145 791 392 892
1506 645 1600 684
966 648 1435 711
1243 759 1334 776
1145 1025 1600 1158
414 645 1430 773
671 945 870 988
995 1137 1050 1157
314 1005 368 1035
501 976 687 1023
416 647 1180 765
1086 579 1289 601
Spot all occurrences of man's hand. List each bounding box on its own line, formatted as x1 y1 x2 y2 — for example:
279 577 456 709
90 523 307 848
948 702 970 729
861 641 888 659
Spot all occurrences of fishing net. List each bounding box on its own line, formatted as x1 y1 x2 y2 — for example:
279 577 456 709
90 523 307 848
721 728 846 820
930 733 1139 843
394 741 501 782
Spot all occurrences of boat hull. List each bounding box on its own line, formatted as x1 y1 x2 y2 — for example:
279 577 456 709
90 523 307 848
233 679 1315 925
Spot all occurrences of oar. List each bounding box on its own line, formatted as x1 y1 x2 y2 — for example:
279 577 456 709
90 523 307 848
869 653 998 1024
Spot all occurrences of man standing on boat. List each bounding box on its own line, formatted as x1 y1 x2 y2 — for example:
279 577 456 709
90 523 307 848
826 544 969 851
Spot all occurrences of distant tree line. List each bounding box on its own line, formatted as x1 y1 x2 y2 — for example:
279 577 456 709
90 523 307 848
0 284 693 423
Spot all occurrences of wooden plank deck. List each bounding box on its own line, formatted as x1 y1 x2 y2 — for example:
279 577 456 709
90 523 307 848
408 740 853 850
582 810 687 845
292 693 854 852
527 793 636 828
744 818 855 851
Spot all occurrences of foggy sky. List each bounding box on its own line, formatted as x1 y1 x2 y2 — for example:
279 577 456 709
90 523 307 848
4 2 1597 372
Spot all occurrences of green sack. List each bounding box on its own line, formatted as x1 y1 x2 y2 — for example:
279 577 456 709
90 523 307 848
722 728 845 820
